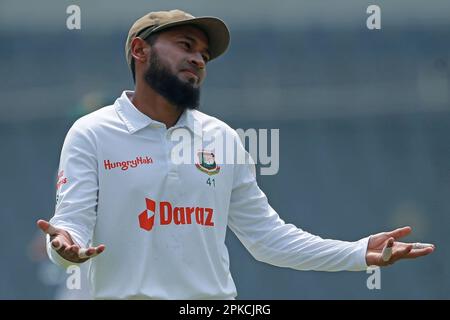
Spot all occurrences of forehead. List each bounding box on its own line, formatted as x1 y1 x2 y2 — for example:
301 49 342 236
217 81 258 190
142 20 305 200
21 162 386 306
157 25 209 48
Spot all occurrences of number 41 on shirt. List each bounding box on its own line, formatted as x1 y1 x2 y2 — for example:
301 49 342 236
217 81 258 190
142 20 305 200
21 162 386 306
206 178 215 187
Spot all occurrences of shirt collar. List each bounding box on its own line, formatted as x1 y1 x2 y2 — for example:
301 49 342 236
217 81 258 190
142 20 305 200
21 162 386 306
115 90 201 136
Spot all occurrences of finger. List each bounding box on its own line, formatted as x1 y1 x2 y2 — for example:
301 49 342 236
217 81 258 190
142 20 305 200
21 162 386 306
37 219 59 236
394 242 435 250
412 242 435 250
96 245 105 255
393 243 413 260
69 245 79 255
78 248 96 259
404 247 435 259
78 248 89 259
85 248 97 257
51 239 63 251
61 245 85 262
382 238 395 262
80 244 105 259
51 234 70 251
387 226 412 240
64 245 75 255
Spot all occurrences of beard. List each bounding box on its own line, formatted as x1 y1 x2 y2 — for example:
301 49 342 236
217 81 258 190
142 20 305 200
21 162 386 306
144 50 201 111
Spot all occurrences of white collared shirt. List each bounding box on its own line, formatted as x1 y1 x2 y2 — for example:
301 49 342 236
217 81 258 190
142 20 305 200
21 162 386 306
48 90 369 299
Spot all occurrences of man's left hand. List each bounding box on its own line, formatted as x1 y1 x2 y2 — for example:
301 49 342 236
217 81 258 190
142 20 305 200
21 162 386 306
365 226 435 266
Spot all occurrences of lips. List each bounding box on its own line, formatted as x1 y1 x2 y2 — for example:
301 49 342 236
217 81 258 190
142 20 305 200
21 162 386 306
181 69 199 79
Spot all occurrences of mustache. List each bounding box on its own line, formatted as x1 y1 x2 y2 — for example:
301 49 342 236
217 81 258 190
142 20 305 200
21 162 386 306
179 64 203 77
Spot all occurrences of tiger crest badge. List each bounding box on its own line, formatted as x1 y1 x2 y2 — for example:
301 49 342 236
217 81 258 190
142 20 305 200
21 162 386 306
195 151 220 175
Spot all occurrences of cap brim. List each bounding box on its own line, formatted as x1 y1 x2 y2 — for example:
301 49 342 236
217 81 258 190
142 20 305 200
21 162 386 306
149 17 230 61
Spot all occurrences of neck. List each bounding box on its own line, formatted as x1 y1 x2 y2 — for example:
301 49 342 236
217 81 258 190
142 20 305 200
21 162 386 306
131 81 183 128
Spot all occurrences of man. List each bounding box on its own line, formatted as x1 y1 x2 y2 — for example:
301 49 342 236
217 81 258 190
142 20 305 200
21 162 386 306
37 9 434 299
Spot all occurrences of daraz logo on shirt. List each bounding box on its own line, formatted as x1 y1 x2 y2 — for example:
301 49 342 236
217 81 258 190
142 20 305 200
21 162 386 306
138 198 214 231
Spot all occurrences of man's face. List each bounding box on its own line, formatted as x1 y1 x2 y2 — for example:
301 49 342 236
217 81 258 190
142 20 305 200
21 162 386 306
143 25 210 110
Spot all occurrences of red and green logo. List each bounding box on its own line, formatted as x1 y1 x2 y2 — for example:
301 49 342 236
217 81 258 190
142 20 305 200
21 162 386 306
195 151 220 175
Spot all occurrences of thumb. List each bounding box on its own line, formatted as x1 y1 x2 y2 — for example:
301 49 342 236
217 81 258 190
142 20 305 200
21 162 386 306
36 219 59 236
381 237 395 262
37 220 71 250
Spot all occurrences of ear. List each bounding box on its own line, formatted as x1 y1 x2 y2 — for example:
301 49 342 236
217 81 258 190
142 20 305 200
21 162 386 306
131 37 151 65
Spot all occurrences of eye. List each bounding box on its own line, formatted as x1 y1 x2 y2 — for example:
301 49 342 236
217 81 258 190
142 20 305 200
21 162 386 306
180 41 191 49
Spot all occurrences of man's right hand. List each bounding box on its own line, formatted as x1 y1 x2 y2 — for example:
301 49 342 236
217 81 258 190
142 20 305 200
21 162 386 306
36 219 105 263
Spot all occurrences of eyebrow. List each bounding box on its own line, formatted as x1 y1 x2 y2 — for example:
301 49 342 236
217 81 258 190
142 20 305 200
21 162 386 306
180 35 211 59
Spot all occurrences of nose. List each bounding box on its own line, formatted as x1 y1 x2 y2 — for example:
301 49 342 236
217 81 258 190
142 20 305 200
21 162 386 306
188 52 206 70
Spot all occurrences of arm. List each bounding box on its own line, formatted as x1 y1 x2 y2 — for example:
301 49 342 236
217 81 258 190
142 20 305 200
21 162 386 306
227 133 434 270
227 133 369 272
37 120 105 267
